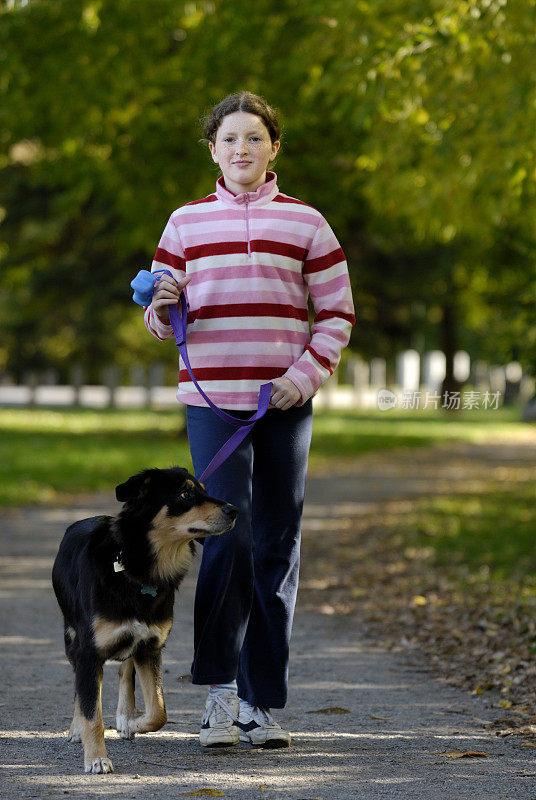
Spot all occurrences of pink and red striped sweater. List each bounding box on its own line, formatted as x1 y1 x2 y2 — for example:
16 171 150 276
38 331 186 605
144 172 355 409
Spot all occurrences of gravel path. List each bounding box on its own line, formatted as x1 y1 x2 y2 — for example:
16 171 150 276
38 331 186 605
1 439 536 799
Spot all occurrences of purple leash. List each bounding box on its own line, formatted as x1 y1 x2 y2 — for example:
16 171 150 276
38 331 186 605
131 269 272 483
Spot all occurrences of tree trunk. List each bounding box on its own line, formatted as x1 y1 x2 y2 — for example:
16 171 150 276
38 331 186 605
440 298 462 407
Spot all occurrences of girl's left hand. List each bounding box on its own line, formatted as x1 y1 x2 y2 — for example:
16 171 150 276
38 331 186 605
269 378 302 410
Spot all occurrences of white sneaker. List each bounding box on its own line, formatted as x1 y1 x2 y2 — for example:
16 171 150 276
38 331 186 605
238 700 291 748
199 690 239 747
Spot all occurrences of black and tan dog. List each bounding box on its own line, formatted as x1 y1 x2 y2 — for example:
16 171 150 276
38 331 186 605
52 467 237 774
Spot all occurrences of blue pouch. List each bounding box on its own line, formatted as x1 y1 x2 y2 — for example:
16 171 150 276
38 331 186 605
130 269 164 306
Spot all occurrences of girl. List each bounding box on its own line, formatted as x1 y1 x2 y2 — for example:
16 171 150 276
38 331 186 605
144 92 355 749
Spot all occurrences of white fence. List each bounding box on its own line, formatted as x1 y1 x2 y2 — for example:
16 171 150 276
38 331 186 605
0 350 534 410
342 350 534 410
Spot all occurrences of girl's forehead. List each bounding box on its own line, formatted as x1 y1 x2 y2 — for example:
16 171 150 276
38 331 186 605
217 111 269 136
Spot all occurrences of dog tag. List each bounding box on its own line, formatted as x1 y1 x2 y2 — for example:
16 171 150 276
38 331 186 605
113 559 125 572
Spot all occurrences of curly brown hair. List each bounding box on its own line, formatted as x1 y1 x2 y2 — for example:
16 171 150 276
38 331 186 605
202 92 280 144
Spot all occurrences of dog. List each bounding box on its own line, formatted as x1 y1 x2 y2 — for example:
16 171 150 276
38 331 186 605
52 466 237 774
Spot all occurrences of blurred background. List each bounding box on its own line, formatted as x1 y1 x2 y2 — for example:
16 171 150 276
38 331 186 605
1 1 536 717
1 0 535 404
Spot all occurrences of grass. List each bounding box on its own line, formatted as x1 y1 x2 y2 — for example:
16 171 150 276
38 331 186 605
391 484 536 588
0 403 532 506
309 404 530 460
0 408 192 505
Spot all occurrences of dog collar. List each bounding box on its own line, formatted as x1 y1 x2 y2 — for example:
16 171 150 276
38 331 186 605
114 554 158 597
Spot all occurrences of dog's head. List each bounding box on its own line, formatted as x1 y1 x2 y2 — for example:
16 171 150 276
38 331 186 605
115 467 237 582
116 467 237 538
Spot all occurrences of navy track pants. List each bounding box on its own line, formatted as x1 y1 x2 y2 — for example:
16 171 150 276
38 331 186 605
186 400 313 708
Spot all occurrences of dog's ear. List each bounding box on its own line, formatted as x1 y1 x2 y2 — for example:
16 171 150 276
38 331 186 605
116 471 153 503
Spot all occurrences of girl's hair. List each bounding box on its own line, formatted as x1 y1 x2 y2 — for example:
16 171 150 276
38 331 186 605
203 92 280 144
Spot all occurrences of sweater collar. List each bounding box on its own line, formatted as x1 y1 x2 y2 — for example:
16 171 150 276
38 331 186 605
215 171 279 207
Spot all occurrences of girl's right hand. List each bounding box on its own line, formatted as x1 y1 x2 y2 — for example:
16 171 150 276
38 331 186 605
152 274 192 323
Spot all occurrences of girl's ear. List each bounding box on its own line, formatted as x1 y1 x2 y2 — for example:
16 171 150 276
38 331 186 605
269 140 281 162
208 141 219 164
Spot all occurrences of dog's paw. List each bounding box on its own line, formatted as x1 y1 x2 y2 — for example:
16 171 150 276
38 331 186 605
85 756 114 774
67 730 82 743
116 714 135 740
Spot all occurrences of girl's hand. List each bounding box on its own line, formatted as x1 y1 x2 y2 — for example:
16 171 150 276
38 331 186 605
269 377 302 410
152 274 192 323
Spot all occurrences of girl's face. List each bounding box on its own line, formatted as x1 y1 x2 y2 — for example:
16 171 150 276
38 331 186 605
209 111 280 195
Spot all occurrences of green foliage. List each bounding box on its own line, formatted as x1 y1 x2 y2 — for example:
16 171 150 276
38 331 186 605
0 0 535 378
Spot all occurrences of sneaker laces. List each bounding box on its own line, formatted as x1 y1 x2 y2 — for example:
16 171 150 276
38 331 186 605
240 701 278 728
254 707 277 727
204 692 239 726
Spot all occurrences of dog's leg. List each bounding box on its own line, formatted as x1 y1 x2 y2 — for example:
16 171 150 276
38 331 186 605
67 693 84 742
116 657 137 740
75 655 114 774
127 648 167 735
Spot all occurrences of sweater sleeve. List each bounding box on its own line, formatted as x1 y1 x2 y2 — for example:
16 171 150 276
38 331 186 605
282 216 355 403
144 212 187 341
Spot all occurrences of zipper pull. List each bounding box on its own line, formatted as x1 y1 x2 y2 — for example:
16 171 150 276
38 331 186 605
244 195 251 258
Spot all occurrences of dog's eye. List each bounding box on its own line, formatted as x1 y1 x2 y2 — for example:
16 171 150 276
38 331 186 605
179 489 191 502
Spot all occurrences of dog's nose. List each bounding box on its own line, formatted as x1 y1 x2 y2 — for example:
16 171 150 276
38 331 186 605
222 504 238 520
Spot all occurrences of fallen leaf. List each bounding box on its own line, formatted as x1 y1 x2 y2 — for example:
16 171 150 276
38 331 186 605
318 604 336 615
439 749 491 759
179 791 226 797
370 715 389 720
521 742 536 748
411 595 428 606
512 725 536 735
498 700 512 709
306 707 350 715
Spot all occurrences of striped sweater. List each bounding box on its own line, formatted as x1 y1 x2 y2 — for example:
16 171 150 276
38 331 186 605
144 172 355 410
